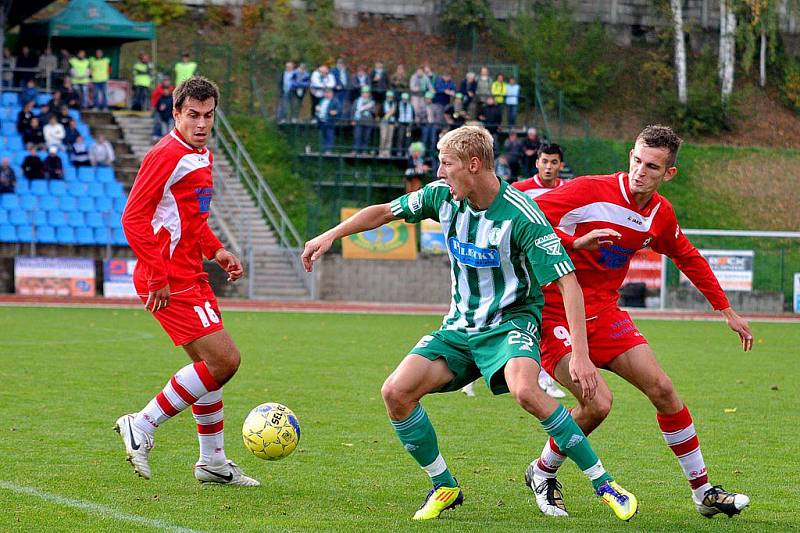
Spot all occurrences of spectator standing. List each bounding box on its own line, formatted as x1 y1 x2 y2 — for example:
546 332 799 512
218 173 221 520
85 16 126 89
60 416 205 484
90 133 115 166
315 87 341 154
478 96 503 137
69 50 91 108
38 47 58 88
395 92 415 156
351 86 375 155
69 135 91 167
476 67 492 113
371 61 389 109
22 144 45 180
23 117 45 149
409 67 430 124
43 146 64 180
276 61 295 122
291 63 310 121
174 52 197 87
421 91 443 153
151 78 175 141
378 90 398 157
60 77 82 109
522 127 542 177
15 46 37 87
502 130 524 179
132 52 154 111
390 64 408 94
331 57 350 109
19 79 38 107
491 73 507 126
349 64 369 106
43 115 66 150
90 49 110 110
495 153 512 182
444 93 466 129
16 101 35 134
433 72 456 109
505 77 520 127
0 157 16 193
1 47 15 88
459 72 477 118
309 65 335 121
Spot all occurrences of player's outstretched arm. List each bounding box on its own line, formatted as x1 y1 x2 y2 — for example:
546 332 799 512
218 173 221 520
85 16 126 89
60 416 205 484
302 203 396 272
720 307 754 351
554 272 598 400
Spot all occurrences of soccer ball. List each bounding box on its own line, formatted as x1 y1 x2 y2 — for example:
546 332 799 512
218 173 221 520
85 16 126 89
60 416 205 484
242 403 300 460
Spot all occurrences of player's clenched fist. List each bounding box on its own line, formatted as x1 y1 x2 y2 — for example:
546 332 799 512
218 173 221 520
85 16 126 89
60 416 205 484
301 236 333 272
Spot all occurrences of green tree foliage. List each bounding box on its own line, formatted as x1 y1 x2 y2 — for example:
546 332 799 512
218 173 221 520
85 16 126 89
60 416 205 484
439 0 495 36
252 0 336 66
118 0 187 25
501 3 620 110
780 58 800 112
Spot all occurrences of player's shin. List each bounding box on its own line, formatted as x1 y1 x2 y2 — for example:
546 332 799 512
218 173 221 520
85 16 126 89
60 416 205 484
390 404 457 488
540 404 611 490
192 389 227 466
657 404 711 500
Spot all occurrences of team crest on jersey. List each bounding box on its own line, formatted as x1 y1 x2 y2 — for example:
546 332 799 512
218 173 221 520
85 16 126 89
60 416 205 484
407 190 423 213
534 233 562 256
195 187 214 212
448 237 500 268
488 227 502 247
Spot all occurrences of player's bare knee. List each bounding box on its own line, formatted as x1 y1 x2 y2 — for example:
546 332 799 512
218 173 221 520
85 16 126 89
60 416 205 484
589 390 613 421
380 377 405 413
510 384 549 418
648 374 678 409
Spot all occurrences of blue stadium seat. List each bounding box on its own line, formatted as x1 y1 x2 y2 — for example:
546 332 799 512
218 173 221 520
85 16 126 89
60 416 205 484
1 92 17 106
49 180 67 196
68 181 87 196
0 224 15 242
110 214 123 229
112 228 128 246
60 196 77 211
113 197 127 213
37 150 47 160
32 210 47 226
105 181 124 198
77 166 95 182
87 182 105 198
56 226 75 244
94 227 110 244
67 211 85 227
77 124 90 138
36 93 51 106
63 166 77 181
68 109 81 122
1 194 19 209
6 136 23 152
20 195 38 210
14 151 26 166
95 196 112 212
9 210 28 225
0 209 7 224
47 210 67 227
37 225 56 244
40 195 58 211
78 196 94 212
86 212 104 229
17 225 33 242
1 121 17 137
96 166 115 183
15 177 29 193
30 180 49 195
75 226 94 245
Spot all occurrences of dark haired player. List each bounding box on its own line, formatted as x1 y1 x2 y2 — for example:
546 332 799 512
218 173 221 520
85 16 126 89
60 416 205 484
116 77 258 486
525 125 752 518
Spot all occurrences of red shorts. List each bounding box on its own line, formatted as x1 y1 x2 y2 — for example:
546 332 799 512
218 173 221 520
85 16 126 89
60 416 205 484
540 305 648 376
138 282 224 346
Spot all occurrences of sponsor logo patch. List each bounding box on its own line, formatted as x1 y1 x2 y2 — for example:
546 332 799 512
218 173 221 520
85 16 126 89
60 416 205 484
408 190 423 213
448 238 500 268
195 187 214 213
535 233 562 256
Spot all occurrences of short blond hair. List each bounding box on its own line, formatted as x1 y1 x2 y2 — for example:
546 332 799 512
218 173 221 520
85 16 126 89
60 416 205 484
437 126 495 171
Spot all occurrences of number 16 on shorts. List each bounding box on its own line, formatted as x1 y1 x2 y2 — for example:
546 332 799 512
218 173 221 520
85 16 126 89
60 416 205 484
193 301 220 328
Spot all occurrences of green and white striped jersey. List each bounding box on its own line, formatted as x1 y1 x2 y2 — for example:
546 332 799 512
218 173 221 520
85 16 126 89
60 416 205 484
390 179 574 331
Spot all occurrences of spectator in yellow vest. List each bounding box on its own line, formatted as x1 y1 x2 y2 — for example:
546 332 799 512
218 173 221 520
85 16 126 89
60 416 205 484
491 73 507 105
69 50 90 108
174 52 197 87
90 49 111 110
132 52 153 111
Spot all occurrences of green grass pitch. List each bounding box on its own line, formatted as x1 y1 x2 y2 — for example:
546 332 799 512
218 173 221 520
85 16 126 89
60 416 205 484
0 306 797 532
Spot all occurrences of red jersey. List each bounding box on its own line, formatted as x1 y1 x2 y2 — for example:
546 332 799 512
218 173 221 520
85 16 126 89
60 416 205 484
535 172 729 316
122 129 222 293
512 174 564 200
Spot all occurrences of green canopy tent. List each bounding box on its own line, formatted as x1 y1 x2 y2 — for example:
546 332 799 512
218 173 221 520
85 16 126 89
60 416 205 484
20 0 156 79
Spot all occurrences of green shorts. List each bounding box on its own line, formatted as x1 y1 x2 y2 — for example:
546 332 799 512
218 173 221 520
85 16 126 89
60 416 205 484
408 317 541 395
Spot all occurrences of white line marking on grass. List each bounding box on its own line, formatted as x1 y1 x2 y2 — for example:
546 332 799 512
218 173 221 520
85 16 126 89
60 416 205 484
0 480 202 533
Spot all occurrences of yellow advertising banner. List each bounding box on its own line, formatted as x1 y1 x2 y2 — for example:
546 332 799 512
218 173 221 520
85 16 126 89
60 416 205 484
341 208 418 260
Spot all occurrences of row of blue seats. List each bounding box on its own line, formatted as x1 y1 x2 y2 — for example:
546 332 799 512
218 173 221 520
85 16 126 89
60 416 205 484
1 92 69 108
0 120 91 139
1 209 123 229
3 180 125 201
0 99 82 120
0 224 127 246
5 165 118 183
1 195 126 213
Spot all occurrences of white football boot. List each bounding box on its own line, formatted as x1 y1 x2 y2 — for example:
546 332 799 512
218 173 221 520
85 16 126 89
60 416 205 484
538 371 566 399
461 381 477 397
194 460 260 487
525 463 569 517
695 485 750 517
114 413 154 480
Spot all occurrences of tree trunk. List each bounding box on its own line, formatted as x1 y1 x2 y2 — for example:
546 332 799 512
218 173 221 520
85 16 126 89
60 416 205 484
671 0 688 104
719 0 737 102
759 25 767 88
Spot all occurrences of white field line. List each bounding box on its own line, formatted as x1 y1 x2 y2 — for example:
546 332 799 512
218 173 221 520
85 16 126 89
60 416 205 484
0 480 202 533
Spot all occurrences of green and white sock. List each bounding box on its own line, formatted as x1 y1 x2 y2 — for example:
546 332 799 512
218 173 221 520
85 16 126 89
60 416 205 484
391 404 457 487
541 404 613 491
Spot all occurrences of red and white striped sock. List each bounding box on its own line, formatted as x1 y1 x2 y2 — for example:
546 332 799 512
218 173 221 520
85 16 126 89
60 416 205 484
192 389 227 466
532 437 567 479
657 404 712 501
133 361 220 435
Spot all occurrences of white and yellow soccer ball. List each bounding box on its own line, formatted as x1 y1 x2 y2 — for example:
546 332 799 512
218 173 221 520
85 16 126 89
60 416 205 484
242 403 300 460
